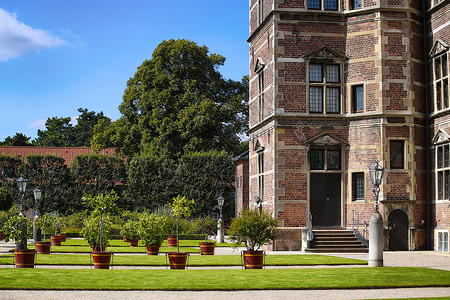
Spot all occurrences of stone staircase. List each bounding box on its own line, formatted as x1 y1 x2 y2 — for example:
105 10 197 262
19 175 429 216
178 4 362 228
304 228 368 253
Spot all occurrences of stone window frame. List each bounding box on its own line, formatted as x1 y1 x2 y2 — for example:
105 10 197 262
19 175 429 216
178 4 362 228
309 148 342 171
389 139 405 170
307 0 339 11
352 84 364 113
430 40 449 113
254 138 265 202
307 62 343 114
350 0 362 10
255 58 265 123
432 129 450 201
437 230 449 252
352 172 365 201
436 143 450 200
257 150 264 201
258 0 264 25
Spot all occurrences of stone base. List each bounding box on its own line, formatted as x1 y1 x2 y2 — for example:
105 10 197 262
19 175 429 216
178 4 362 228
267 227 302 251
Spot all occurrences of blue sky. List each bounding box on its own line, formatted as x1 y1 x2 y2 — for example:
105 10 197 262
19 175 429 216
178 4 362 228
0 1 249 141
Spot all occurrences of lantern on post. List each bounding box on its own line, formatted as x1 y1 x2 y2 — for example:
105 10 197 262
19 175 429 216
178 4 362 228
369 160 384 212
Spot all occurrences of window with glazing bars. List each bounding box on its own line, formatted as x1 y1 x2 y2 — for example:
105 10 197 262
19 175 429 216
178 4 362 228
434 52 449 111
258 151 264 200
258 70 264 122
309 63 341 114
353 85 364 112
437 144 450 200
352 173 365 200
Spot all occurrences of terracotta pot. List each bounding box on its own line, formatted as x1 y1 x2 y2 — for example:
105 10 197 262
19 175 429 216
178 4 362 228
91 244 107 252
146 244 160 255
242 250 264 269
92 251 112 269
168 252 188 269
199 242 215 255
167 236 177 247
50 235 62 246
57 233 66 242
129 239 138 247
14 249 36 268
36 241 51 254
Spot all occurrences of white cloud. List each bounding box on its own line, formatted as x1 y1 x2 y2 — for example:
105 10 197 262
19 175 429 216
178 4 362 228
0 8 68 62
27 119 46 131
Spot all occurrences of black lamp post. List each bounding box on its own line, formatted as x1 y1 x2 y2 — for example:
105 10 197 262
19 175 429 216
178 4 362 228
217 196 225 243
369 160 384 212
17 177 27 216
33 188 42 245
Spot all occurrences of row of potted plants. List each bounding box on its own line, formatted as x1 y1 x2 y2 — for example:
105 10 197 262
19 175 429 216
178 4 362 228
2 191 278 269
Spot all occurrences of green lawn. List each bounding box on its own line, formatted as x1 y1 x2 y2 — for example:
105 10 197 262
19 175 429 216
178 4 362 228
0 254 367 266
56 239 236 247
28 245 201 253
0 268 448 290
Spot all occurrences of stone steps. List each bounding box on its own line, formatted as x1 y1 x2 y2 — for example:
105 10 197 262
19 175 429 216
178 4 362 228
305 229 368 253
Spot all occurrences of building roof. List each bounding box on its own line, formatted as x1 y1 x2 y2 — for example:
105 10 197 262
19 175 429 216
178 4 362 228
0 146 116 166
232 150 249 162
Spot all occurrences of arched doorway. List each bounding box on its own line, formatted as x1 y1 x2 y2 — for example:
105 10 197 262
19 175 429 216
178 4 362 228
388 209 409 251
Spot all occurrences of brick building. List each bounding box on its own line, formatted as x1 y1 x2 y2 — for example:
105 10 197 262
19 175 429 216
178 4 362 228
242 0 450 252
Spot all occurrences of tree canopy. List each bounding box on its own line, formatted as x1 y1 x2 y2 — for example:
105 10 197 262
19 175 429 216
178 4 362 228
33 108 109 147
92 39 248 158
0 133 32 146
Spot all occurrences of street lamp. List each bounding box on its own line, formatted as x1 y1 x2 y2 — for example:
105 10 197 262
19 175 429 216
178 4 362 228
369 160 384 212
16 177 27 216
217 196 225 243
368 160 385 267
33 188 42 245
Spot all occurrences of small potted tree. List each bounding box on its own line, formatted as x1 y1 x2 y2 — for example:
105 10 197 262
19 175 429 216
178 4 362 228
35 213 54 254
50 216 63 246
167 195 195 269
138 213 169 255
81 191 117 269
228 209 278 269
196 216 217 255
3 215 35 268
120 219 139 247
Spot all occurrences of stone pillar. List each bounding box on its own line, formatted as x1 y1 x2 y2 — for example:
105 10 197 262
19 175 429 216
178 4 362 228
369 212 383 267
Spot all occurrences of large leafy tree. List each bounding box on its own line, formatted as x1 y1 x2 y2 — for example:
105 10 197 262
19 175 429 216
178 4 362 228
92 39 248 158
33 108 108 147
0 133 32 146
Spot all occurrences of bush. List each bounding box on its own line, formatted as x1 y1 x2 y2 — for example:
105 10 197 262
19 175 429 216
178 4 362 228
228 209 278 251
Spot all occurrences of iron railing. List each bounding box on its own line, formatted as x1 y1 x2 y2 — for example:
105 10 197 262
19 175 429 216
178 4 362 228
352 210 369 240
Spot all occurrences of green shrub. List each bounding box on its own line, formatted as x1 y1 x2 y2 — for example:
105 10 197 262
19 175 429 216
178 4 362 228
228 209 278 251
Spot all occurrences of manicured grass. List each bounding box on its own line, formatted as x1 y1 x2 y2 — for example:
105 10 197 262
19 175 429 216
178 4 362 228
0 268 448 290
27 245 201 253
59 239 237 247
0 254 367 266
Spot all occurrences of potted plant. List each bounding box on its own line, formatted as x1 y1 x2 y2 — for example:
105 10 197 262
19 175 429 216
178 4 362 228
35 213 54 254
196 216 217 255
81 191 117 269
50 215 63 246
138 213 169 255
167 195 195 269
3 215 35 268
120 219 139 247
228 209 278 269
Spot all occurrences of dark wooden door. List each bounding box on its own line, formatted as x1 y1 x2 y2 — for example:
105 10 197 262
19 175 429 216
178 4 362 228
310 173 341 227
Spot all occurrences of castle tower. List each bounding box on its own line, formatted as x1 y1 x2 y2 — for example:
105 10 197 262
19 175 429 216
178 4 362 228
247 0 433 250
